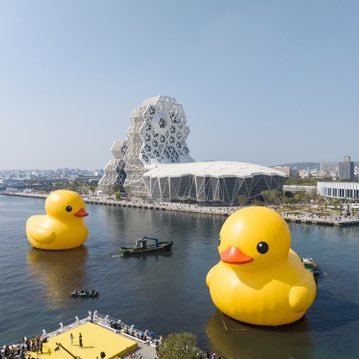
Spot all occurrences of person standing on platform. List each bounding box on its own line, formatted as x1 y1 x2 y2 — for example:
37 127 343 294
79 333 83 348
70 333 73 345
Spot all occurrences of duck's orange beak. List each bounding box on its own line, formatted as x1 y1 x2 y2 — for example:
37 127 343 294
220 246 253 264
74 208 89 217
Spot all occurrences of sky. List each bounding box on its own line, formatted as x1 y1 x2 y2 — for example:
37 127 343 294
0 0 358 169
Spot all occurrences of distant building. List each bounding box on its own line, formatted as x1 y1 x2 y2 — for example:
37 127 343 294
338 156 354 180
290 168 300 178
272 166 290 177
320 161 337 173
283 184 316 193
99 95 287 205
317 182 359 201
329 170 338 181
299 169 311 179
272 166 299 178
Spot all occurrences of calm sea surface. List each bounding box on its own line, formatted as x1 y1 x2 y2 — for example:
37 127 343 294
0 196 358 358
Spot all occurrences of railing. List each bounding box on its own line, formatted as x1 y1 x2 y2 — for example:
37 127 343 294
94 312 161 348
2 310 161 354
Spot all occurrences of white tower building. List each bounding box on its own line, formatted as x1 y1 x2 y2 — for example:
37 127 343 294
98 96 193 197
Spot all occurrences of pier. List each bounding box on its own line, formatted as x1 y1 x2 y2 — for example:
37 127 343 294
281 213 359 226
2 311 159 359
2 192 359 227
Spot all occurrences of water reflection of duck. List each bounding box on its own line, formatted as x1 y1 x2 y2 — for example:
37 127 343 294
205 310 314 359
27 247 88 308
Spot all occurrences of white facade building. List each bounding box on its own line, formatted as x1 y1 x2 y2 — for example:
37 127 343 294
144 161 286 205
99 95 287 205
317 182 359 201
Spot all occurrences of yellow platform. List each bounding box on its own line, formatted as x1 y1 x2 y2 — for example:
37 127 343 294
37 322 137 359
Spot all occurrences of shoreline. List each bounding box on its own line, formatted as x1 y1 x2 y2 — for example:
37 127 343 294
2 191 359 227
0 191 233 216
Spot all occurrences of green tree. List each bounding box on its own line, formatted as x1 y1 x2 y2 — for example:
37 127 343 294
260 189 282 204
157 332 203 359
115 192 121 201
251 197 264 206
112 184 121 194
236 195 248 207
285 177 321 186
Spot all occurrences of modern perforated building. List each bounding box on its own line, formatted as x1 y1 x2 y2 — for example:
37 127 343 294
99 96 287 205
98 96 193 198
143 161 286 205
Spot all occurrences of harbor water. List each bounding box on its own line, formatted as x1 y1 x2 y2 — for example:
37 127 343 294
0 196 359 358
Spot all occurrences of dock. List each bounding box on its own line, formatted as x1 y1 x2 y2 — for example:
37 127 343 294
2 311 159 359
281 213 359 226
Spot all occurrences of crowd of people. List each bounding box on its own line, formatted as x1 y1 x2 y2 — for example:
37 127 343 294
110 320 160 346
1 334 46 359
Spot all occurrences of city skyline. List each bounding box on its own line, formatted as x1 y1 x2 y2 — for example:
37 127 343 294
1 1 358 169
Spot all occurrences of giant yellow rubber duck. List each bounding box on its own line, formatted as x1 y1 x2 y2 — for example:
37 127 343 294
26 190 89 250
206 206 316 326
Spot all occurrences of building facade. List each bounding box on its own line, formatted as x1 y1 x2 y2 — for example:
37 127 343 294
317 181 359 201
99 95 287 205
338 156 354 180
320 161 337 173
98 96 193 197
272 166 299 178
144 161 286 205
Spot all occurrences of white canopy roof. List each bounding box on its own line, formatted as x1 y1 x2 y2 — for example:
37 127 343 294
144 161 287 178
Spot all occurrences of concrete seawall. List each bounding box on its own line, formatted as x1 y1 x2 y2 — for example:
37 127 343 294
2 192 359 227
0 192 233 216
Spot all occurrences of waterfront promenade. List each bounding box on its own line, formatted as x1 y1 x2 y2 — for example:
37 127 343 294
1 192 233 216
281 212 359 226
2 192 359 227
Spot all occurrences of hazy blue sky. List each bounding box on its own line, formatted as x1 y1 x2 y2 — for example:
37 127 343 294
0 0 358 169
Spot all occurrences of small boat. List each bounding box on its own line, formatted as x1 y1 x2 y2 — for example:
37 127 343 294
301 257 321 280
70 290 99 298
120 236 173 256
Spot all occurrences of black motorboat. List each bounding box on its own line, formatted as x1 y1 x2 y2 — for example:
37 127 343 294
120 236 173 256
301 257 321 280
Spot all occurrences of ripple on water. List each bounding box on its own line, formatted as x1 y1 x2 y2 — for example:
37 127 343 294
0 197 359 358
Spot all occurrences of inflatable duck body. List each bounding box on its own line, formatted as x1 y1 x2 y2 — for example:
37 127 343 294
26 190 89 250
206 206 316 326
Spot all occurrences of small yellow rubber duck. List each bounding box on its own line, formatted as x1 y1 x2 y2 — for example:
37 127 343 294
206 206 316 326
26 190 89 250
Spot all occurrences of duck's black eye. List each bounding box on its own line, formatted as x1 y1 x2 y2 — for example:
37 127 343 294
257 241 269 254
66 206 72 212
